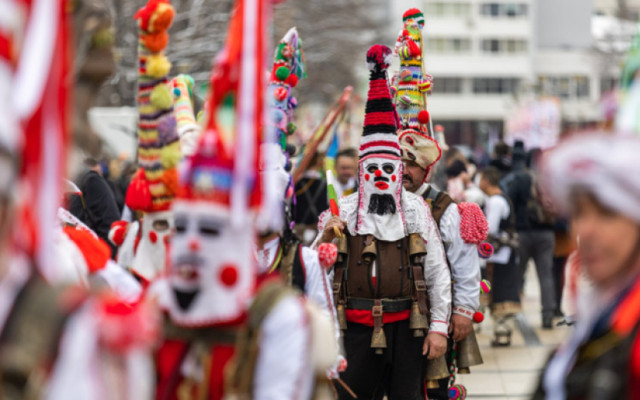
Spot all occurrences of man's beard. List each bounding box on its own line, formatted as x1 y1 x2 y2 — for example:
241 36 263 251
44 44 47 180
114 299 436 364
367 193 397 216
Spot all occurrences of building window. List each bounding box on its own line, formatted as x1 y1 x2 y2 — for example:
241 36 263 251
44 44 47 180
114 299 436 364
435 77 463 94
600 77 617 93
479 3 528 18
473 78 519 94
481 39 528 54
425 2 471 17
538 75 591 99
426 38 472 53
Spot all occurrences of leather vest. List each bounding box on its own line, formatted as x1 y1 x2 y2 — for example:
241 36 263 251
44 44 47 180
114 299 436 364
422 186 454 229
277 240 306 293
345 234 412 299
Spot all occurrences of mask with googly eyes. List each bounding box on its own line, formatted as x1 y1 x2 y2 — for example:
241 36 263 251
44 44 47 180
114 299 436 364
166 200 255 327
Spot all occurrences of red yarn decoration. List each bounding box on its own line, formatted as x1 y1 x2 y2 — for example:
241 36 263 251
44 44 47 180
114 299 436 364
473 312 484 323
418 110 430 125
457 202 489 244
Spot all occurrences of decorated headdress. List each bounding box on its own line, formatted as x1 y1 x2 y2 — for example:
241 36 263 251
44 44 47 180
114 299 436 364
359 44 401 161
126 0 180 213
616 22 640 134
399 129 442 172
269 27 306 150
171 74 200 157
394 8 433 134
164 0 268 327
354 45 407 241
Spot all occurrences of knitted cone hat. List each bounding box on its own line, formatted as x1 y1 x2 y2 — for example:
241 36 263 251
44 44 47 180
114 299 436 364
403 7 425 29
171 74 200 157
126 0 180 213
359 44 401 161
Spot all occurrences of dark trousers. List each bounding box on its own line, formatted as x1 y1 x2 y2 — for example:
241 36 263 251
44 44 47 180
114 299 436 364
553 256 566 313
517 230 556 318
337 319 427 400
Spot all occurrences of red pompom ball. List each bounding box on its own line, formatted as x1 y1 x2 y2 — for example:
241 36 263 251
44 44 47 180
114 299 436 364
473 311 484 323
274 87 288 102
287 74 299 88
418 110 430 125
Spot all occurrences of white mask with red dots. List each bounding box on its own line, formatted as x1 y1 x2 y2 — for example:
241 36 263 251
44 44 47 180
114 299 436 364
356 157 407 241
166 200 255 327
131 210 174 282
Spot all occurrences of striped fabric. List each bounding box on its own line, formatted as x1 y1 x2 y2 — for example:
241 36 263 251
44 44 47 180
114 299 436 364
359 45 401 161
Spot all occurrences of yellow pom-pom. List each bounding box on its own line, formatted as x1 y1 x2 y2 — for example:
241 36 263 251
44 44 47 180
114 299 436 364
150 84 173 110
161 141 181 168
146 54 171 78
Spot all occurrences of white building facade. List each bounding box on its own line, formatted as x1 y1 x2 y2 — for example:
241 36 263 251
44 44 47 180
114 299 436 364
387 0 633 147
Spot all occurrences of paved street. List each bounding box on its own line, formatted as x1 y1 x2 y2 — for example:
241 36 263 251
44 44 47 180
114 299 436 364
456 264 571 399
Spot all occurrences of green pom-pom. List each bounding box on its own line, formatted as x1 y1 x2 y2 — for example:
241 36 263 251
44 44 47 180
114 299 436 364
150 84 173 110
161 141 181 168
286 122 297 136
276 66 290 81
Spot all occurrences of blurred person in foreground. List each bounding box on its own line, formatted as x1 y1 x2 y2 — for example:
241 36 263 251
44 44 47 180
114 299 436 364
533 133 640 398
479 166 521 346
294 152 329 244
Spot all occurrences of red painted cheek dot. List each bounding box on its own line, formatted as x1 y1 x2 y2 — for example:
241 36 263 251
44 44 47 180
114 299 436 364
219 264 239 287
374 170 382 177
391 175 397 182
364 174 370 181
149 231 158 243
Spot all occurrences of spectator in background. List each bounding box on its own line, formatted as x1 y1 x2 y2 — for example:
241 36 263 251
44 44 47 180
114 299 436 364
334 148 358 198
504 145 556 329
69 158 121 257
446 159 486 206
479 166 521 346
552 218 575 318
293 152 329 244
489 141 512 179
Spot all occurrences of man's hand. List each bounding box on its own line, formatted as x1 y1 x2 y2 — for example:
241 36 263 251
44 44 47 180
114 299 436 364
449 314 473 342
320 216 346 243
423 332 447 360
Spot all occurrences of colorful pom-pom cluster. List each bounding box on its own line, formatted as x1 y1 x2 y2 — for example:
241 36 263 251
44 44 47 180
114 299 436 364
478 242 494 259
449 384 467 399
480 279 492 294
127 0 180 213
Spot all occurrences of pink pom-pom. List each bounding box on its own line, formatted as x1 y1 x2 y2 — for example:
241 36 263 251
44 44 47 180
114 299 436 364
480 279 492 294
449 383 467 399
473 312 484 323
478 242 494 259
317 243 338 269
458 202 489 244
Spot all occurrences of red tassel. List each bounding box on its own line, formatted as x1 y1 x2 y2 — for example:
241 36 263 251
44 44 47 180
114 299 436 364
125 169 153 211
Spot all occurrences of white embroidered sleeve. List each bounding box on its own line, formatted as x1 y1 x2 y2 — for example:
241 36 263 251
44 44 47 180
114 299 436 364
439 204 480 315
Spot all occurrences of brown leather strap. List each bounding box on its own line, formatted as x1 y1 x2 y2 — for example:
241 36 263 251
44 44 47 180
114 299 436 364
333 267 345 306
412 266 429 316
372 299 383 334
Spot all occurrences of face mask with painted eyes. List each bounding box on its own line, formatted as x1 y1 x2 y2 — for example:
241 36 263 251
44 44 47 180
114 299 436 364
360 158 403 216
168 200 255 326
130 210 174 282
361 158 402 195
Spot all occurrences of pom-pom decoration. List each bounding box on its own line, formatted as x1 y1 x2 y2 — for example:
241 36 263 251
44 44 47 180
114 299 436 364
449 383 467 399
366 44 393 72
157 115 179 143
150 84 174 110
275 66 290 81
478 242 494 259
473 312 484 323
273 86 288 102
161 141 181 168
145 54 171 78
317 243 338 270
125 169 153 212
458 202 489 244
418 110 430 125
480 279 492 294
140 31 169 53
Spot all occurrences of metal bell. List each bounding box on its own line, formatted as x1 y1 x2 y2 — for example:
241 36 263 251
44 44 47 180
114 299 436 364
370 328 387 355
336 235 348 263
425 354 450 382
409 301 428 337
456 329 484 372
337 304 347 331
